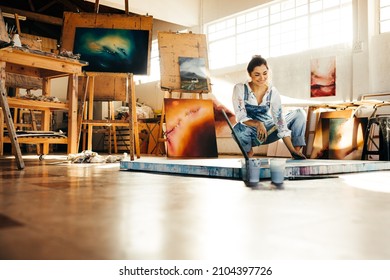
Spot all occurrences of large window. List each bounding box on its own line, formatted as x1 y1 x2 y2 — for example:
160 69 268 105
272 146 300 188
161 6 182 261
135 39 160 84
205 0 352 70
380 0 390 33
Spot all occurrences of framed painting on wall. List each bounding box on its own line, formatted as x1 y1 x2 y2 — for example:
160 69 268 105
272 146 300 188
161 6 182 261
310 56 336 98
164 98 218 158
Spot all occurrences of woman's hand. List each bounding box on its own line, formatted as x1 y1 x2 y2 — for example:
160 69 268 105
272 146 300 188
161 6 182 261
256 121 268 143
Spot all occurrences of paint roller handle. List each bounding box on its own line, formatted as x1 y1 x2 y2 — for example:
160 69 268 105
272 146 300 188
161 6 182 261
221 109 249 161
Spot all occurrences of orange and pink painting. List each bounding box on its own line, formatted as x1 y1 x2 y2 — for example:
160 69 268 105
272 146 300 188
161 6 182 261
164 99 218 158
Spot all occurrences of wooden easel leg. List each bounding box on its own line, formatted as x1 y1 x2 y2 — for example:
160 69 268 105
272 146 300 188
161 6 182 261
109 101 118 154
77 74 89 152
67 74 79 154
0 62 24 169
127 74 134 160
131 81 140 158
156 90 171 156
0 107 4 156
87 77 95 151
82 102 87 151
41 109 50 155
29 110 41 155
156 101 165 156
127 73 141 160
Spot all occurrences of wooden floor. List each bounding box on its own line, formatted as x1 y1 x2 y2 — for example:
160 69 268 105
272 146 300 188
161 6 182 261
1 153 390 260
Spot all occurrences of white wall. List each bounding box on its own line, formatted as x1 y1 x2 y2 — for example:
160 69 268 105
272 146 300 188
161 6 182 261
201 0 271 24
369 32 390 93
85 0 200 27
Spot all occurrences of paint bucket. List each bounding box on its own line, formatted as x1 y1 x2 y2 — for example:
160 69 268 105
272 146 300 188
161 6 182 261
269 158 286 184
242 158 261 185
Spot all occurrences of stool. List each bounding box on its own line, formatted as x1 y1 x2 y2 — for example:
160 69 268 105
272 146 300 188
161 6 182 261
362 116 390 160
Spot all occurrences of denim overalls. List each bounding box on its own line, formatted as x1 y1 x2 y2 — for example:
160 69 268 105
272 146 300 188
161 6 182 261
233 84 306 153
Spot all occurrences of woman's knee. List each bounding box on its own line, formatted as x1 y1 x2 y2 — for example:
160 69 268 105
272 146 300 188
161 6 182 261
292 108 307 127
295 108 307 121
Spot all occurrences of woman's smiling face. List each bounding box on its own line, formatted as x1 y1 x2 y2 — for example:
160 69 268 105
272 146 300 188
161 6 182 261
249 64 269 87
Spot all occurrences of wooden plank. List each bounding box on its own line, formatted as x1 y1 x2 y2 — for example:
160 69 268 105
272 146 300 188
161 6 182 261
81 120 129 125
3 136 68 144
320 109 354 119
5 73 43 89
7 97 68 110
78 75 127 101
19 33 58 53
0 5 63 26
5 64 41 77
0 61 24 169
1 48 87 75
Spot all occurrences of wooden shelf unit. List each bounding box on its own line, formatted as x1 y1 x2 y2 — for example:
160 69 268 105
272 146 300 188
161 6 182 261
0 47 87 169
1 98 69 155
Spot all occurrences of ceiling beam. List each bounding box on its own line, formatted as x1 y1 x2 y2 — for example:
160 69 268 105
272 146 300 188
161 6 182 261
37 1 58 13
28 0 36 12
0 5 63 26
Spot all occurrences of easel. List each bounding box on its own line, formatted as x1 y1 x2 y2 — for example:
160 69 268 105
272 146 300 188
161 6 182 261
79 72 140 160
60 4 153 160
156 32 212 155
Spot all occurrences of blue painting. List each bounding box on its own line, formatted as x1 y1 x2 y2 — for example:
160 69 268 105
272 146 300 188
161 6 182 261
73 27 149 74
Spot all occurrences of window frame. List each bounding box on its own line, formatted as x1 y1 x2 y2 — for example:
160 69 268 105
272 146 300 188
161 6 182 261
205 0 353 70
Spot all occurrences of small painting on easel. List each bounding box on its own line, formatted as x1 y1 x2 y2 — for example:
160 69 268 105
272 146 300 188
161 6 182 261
179 57 208 91
164 98 218 158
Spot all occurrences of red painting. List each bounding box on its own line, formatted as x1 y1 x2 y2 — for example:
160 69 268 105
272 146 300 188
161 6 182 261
310 56 336 98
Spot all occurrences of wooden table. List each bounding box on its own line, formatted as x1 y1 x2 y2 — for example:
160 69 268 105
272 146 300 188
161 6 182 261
0 47 87 169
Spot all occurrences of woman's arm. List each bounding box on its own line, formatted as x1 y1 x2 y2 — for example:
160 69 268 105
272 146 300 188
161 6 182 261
243 119 268 143
232 83 251 123
269 87 291 138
